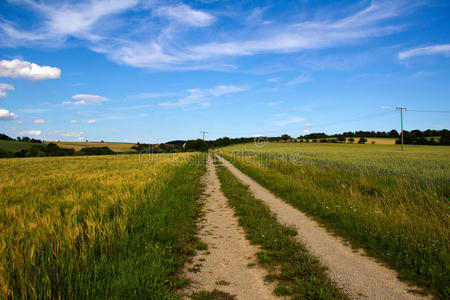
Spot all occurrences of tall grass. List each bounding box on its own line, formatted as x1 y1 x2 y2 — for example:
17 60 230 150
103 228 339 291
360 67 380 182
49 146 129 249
218 143 449 299
0 153 205 299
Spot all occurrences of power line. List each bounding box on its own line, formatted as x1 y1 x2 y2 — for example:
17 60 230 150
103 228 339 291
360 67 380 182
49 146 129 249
406 109 450 113
207 111 395 137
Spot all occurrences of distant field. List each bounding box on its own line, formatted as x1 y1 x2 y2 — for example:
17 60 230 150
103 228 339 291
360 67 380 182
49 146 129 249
46 141 137 152
217 142 449 298
0 153 205 298
0 140 37 152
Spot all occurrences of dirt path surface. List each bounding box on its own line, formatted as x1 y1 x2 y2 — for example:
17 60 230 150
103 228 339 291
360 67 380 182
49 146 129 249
217 155 430 300
182 155 279 300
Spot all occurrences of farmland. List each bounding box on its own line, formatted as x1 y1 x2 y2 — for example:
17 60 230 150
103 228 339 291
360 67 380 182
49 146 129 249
217 142 449 298
0 153 205 299
0 140 37 152
47 141 137 153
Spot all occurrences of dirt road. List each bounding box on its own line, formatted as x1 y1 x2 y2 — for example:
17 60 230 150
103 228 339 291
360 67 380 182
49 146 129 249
183 155 279 299
217 155 430 300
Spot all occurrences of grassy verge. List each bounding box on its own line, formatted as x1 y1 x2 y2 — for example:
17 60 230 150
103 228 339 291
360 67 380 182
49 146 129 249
216 163 347 299
219 150 448 299
0 153 205 299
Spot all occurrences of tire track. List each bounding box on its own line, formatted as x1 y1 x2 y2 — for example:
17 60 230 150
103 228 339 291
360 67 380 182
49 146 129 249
182 155 279 299
217 155 430 300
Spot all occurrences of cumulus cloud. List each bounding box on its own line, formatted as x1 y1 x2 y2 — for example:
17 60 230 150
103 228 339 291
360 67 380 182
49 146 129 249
0 83 14 97
70 120 77 123
0 59 60 81
87 119 97 123
20 130 41 136
0 108 17 120
33 119 45 124
155 4 215 27
398 44 450 60
160 85 244 107
63 94 110 105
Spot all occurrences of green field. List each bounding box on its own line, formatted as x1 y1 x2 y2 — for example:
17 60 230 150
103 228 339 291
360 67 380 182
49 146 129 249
217 142 450 298
0 140 37 152
0 153 205 299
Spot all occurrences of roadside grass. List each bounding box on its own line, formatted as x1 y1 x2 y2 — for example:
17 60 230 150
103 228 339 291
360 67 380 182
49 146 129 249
216 163 348 300
0 153 205 299
218 143 449 299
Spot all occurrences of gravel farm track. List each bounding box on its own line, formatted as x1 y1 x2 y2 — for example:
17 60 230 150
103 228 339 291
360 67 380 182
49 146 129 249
183 154 431 299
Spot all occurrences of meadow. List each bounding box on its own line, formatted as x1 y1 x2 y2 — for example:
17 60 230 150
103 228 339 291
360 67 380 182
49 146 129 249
217 142 449 298
0 153 205 299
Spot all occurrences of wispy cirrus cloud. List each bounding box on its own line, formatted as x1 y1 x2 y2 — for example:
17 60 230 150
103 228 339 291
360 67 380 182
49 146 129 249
398 44 450 60
0 83 14 97
286 72 312 85
155 4 215 27
274 113 305 126
63 94 110 105
0 1 420 71
160 85 244 107
275 117 305 126
33 119 45 124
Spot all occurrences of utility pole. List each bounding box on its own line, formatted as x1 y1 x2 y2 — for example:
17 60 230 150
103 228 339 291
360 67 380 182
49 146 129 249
200 131 208 141
396 107 407 150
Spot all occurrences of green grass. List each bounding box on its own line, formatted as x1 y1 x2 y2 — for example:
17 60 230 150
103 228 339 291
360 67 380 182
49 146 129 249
0 140 37 152
217 142 449 299
216 163 347 299
0 153 205 299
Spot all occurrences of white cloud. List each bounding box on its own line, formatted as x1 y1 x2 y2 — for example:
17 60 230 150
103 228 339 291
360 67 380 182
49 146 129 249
91 1 414 70
0 1 419 71
268 101 282 107
160 85 244 107
286 72 312 85
398 44 450 60
155 4 215 27
20 130 41 136
275 116 305 126
0 0 139 44
0 83 14 97
87 119 97 123
381 105 392 110
61 131 84 138
20 108 49 113
302 129 311 134
33 119 45 124
63 94 110 105
70 120 77 123
127 92 176 99
304 123 312 127
0 59 60 81
0 108 17 120
267 77 281 83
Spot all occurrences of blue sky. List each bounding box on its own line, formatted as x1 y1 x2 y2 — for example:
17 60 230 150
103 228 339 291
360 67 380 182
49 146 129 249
0 0 449 143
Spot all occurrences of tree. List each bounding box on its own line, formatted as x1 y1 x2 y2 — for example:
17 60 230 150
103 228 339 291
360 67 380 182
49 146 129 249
337 135 346 143
358 137 367 144
348 137 355 143
280 134 291 141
